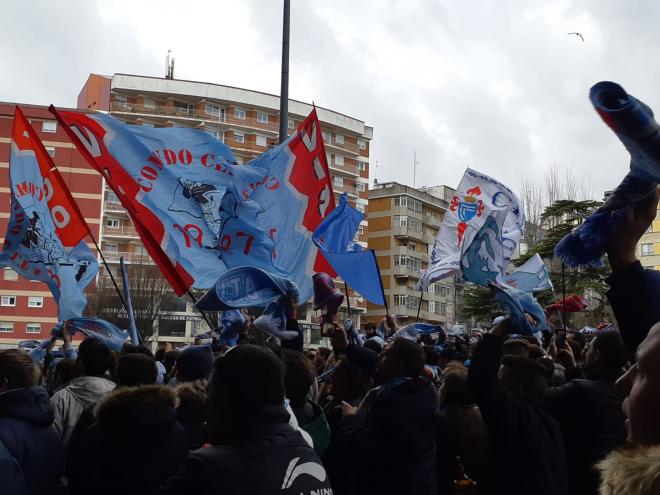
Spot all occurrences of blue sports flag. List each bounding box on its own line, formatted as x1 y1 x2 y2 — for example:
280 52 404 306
460 212 507 286
503 254 553 292
312 194 386 305
196 266 299 311
53 108 277 295
489 281 546 336
61 318 129 351
0 108 98 321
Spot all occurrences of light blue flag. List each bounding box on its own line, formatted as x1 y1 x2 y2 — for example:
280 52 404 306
0 145 98 321
460 212 507 286
196 266 299 311
66 112 277 290
503 254 553 292
311 194 386 305
489 281 546 336
55 318 129 351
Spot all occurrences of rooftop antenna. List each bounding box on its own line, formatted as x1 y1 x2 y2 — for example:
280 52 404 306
413 151 420 188
374 160 382 184
165 50 175 79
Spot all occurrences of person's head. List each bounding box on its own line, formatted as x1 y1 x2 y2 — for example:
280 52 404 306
51 358 79 391
616 321 660 446
566 331 587 359
503 339 530 358
583 331 628 380
498 355 548 406
120 343 154 359
162 350 179 374
375 338 424 384
117 354 157 387
330 355 373 403
77 338 114 377
175 345 214 383
0 349 39 391
281 350 315 408
438 363 474 406
364 322 377 338
305 348 318 362
154 348 166 363
423 345 440 366
205 345 285 444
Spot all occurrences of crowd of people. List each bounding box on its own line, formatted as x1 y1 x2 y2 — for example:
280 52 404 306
0 190 659 495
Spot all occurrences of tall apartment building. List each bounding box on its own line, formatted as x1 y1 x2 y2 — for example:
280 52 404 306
365 182 456 326
0 103 104 347
77 73 373 342
637 206 660 270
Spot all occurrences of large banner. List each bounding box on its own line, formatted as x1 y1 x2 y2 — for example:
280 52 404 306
248 109 336 301
0 108 98 321
54 107 335 302
418 168 524 290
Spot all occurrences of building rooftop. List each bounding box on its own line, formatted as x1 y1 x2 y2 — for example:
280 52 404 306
370 181 450 209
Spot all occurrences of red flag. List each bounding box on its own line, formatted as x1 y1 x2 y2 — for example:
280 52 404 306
50 106 193 295
292 109 337 276
12 107 91 247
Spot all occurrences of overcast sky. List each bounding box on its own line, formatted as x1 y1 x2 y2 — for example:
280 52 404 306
2 0 657 199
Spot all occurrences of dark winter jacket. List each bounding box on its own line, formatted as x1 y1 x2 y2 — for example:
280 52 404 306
160 404 331 494
175 380 207 450
338 377 438 495
66 385 189 495
606 260 660 356
0 386 63 495
545 379 626 495
468 334 568 495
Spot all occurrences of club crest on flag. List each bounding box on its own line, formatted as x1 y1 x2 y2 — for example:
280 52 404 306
450 186 485 244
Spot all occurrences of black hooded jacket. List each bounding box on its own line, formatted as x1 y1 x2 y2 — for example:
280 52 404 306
338 376 438 495
66 385 189 495
0 386 63 495
160 404 331 495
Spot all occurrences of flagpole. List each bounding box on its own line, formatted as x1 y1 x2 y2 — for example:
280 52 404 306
416 291 424 320
278 0 290 143
119 257 140 344
186 289 215 331
90 236 129 313
370 249 389 314
343 282 352 316
561 263 567 332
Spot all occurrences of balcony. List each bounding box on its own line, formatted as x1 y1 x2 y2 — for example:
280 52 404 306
110 102 278 135
103 225 140 239
329 160 359 177
324 139 361 157
389 305 444 322
391 265 422 279
101 251 154 265
391 226 423 241
103 200 127 214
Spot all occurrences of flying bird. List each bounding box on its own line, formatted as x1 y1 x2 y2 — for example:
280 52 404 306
568 32 584 42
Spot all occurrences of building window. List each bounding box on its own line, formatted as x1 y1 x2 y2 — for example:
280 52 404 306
143 98 155 109
105 243 118 254
357 183 366 192
394 196 407 207
0 322 13 333
28 296 43 308
393 295 407 307
256 135 268 147
141 122 155 128
356 204 366 213
333 176 344 188
257 111 269 124
440 303 447 315
358 226 365 235
106 218 120 228
233 132 245 144
641 243 654 256
26 323 41 334
406 296 419 310
205 104 225 120
408 217 422 232
44 146 56 157
1 296 16 307
322 131 331 143
3 269 18 281
107 191 120 204
334 155 344 166
288 119 295 129
394 215 408 228
357 138 367 150
357 161 366 172
408 242 416 251
42 121 57 133
114 94 128 104
335 134 345 145
136 245 148 256
234 108 246 120
205 129 223 142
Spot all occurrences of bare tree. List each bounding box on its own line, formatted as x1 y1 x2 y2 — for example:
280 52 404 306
85 259 174 341
520 176 544 246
